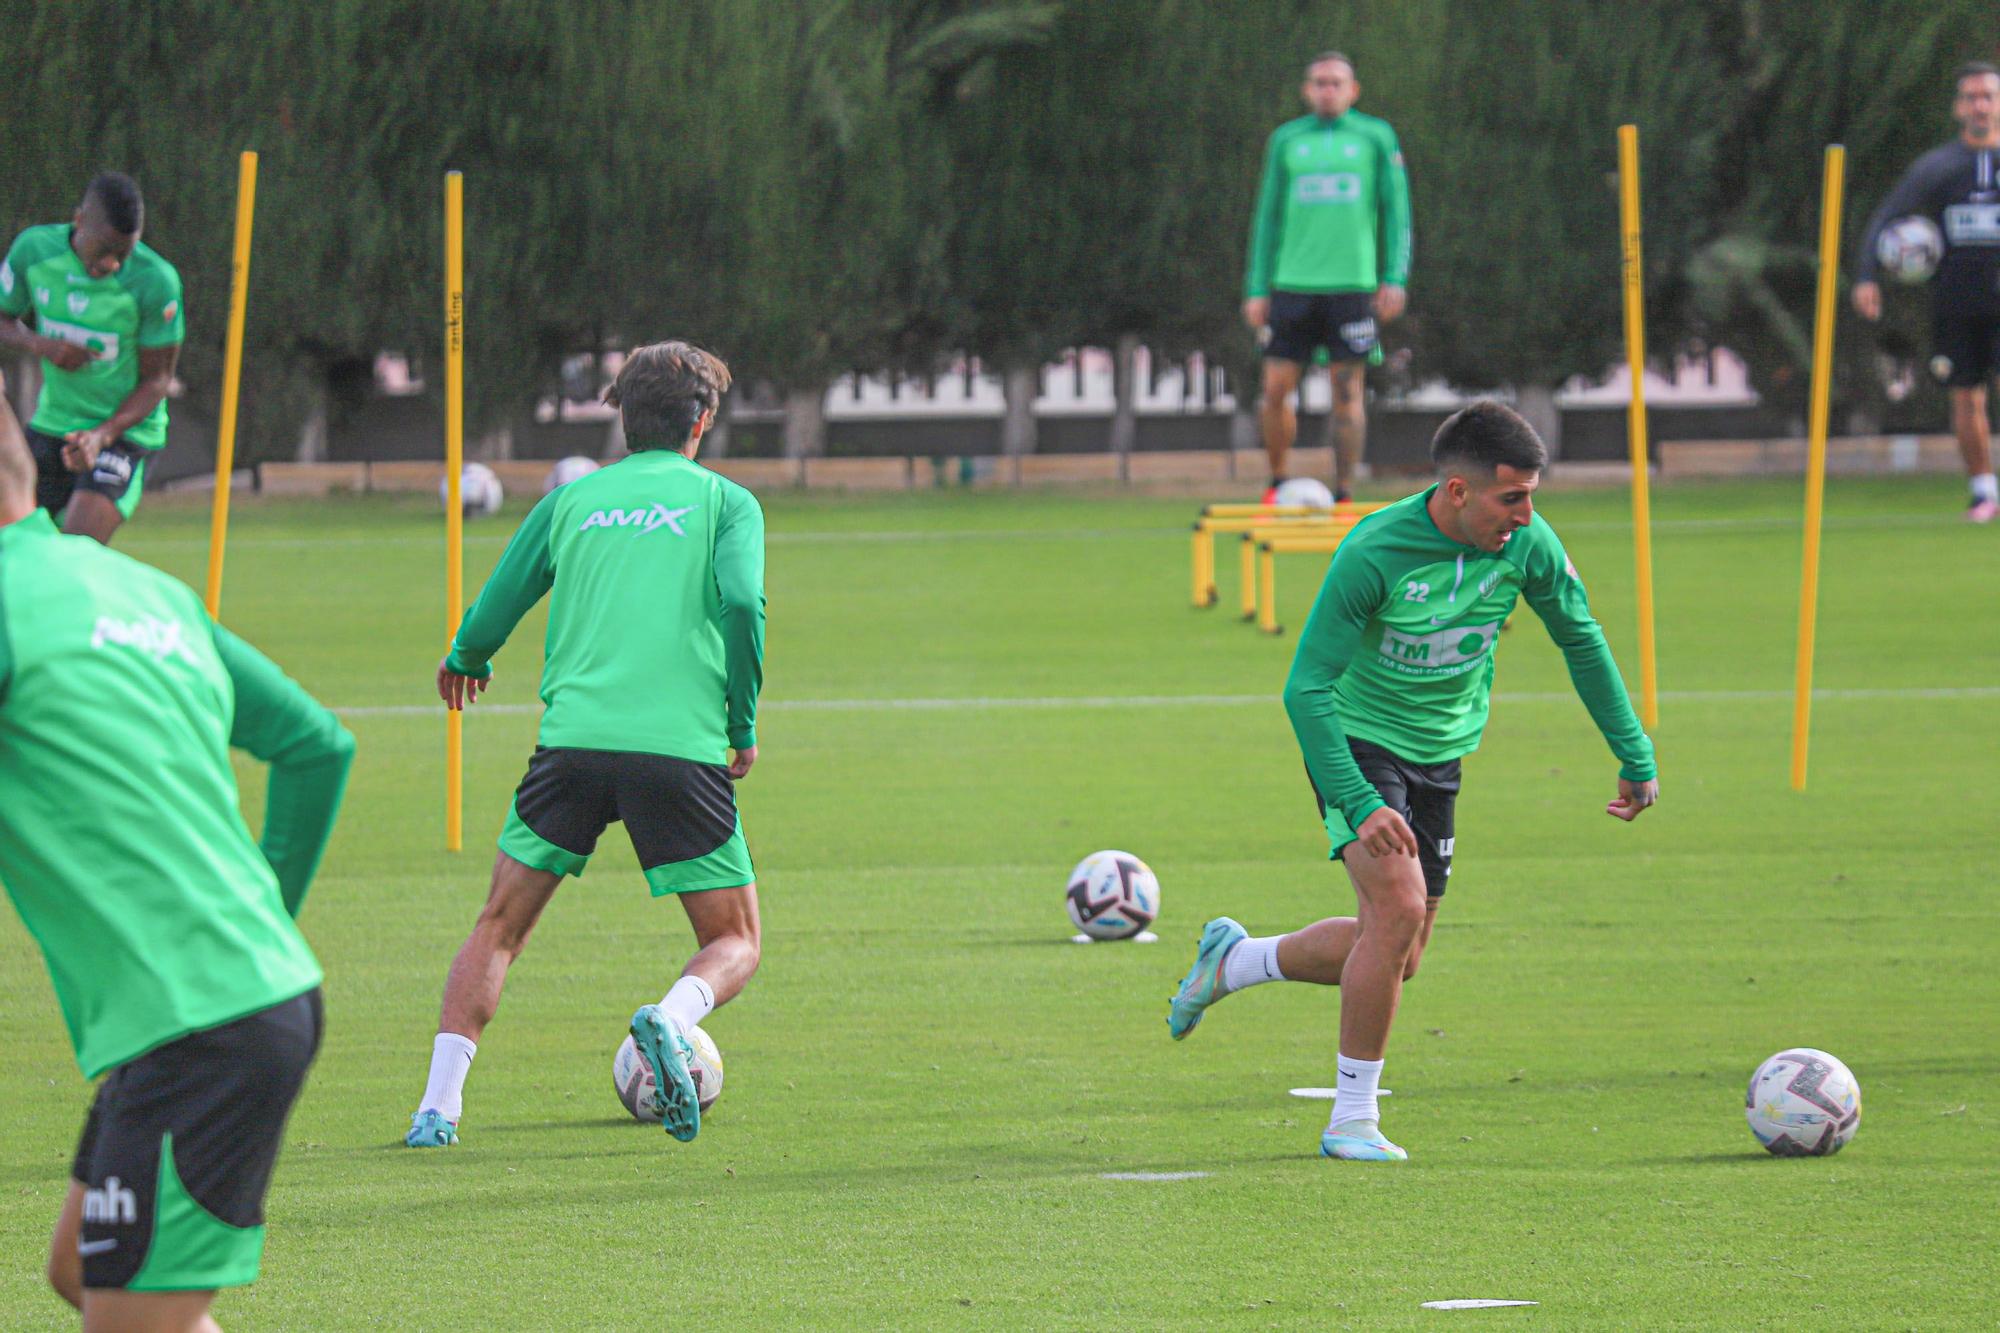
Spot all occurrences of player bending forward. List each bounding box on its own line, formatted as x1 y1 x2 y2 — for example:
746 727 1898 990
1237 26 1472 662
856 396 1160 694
1168 401 1657 1161
0 376 354 1328
407 341 765 1147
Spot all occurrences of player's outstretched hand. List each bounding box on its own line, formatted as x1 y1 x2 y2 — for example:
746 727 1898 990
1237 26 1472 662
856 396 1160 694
726 745 757 780
1606 777 1658 822
1240 297 1269 332
1356 806 1419 859
436 656 489 711
1852 281 1882 322
61 426 115 473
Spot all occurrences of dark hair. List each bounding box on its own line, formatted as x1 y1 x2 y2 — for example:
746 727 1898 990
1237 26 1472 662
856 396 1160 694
82 172 143 234
1305 51 1354 78
1956 61 2000 87
603 340 733 448
1430 400 1548 477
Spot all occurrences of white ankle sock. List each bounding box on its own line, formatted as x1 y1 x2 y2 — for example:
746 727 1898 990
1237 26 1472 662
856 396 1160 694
1973 473 1998 505
1219 936 1286 995
1329 1053 1385 1129
420 1032 477 1122
661 975 716 1032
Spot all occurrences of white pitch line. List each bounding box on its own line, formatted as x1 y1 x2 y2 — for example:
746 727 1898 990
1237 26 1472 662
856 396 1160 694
331 684 2000 719
1099 1171 1210 1182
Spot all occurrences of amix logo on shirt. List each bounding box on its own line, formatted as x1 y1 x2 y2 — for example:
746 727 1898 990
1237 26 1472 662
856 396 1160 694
90 614 202 667
577 503 699 536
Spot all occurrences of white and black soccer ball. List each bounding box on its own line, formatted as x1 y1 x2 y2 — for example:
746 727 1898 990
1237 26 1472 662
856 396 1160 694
440 462 505 517
1065 850 1160 941
1745 1047 1860 1156
543 455 600 494
613 1024 724 1123
1875 215 1943 285
1272 477 1336 509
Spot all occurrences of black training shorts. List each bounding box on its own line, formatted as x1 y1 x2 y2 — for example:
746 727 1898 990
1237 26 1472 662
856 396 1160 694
1930 309 2000 388
71 989 323 1292
28 428 149 521
499 746 754 894
1264 290 1378 364
1312 737 1459 900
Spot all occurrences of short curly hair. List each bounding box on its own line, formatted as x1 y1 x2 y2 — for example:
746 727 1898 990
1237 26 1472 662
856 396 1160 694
1430 400 1548 476
603 341 733 449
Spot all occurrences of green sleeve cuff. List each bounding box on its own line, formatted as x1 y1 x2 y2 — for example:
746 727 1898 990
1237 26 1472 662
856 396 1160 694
1619 757 1657 784
444 645 493 680
728 727 756 751
1344 792 1387 831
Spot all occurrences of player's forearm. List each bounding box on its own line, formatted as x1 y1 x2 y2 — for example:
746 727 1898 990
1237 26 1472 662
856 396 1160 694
721 603 764 749
92 372 173 439
1244 151 1283 299
1282 673 1386 828
448 500 556 674
1554 633 1656 781
0 315 47 357
1381 166 1413 286
261 725 356 917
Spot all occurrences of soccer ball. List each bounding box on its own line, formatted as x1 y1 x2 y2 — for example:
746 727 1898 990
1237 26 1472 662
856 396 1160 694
440 462 505 517
1745 1047 1860 1156
1273 477 1336 509
612 1024 724 1123
1065 850 1160 940
543 455 600 493
1875 215 1943 285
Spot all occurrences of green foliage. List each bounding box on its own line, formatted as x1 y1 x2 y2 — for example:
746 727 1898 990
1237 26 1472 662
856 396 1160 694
3 1 1992 455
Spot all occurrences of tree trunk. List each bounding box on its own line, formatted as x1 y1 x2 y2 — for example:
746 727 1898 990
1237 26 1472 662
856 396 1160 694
782 386 826 459
474 425 514 462
1108 335 1140 479
294 383 328 462
1000 364 1038 456
1515 382 1563 461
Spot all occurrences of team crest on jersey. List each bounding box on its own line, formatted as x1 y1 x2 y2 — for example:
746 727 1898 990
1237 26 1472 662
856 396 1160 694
67 292 88 316
162 300 178 323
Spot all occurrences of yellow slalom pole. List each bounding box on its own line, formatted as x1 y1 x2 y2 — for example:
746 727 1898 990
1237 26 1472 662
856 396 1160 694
1616 125 1660 731
1791 145 1845 792
203 151 258 618
444 172 465 851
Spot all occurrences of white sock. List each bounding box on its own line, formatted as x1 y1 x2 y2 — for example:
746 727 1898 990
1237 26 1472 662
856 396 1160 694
1972 473 1998 504
1218 936 1287 995
419 1032 477 1123
661 975 715 1032
1329 1053 1385 1129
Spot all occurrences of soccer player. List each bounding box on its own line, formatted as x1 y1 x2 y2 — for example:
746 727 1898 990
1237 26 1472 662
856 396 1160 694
1168 402 1657 1161
1853 61 2000 523
0 173 184 544
407 340 765 1148
0 374 354 1328
1242 51 1412 503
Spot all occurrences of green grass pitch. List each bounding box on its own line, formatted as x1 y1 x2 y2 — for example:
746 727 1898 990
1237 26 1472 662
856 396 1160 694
2 477 1996 1328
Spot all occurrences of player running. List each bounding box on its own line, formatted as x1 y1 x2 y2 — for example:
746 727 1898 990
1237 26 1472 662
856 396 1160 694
1853 61 2000 523
1243 51 1412 504
0 173 184 544
0 374 353 1328
1168 402 1657 1161
407 341 765 1148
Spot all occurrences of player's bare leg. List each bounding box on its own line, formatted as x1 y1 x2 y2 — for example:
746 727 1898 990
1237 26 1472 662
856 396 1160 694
407 852 560 1145
1949 385 1997 521
48 1181 83 1310
81 1288 221 1332
437 852 563 1041
1277 902 1436 984
62 489 123 545
1259 359 1304 487
1335 839 1428 1061
673 884 761 1009
1328 362 1367 501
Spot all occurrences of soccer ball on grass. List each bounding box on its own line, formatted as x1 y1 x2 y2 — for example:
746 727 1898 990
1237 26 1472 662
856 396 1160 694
439 462 505 517
1745 1047 1860 1156
613 1023 724 1123
1065 850 1160 941
543 455 600 493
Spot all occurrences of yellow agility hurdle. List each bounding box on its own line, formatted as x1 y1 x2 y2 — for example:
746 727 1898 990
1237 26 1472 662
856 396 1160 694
1252 528 1358 634
1190 501 1382 608
1236 518 1361 619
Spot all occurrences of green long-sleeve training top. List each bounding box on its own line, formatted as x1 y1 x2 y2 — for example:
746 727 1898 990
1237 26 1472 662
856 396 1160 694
1283 487 1655 832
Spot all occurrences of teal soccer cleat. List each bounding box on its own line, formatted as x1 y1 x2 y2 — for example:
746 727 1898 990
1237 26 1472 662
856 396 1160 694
630 1004 701 1142
1167 916 1247 1040
1320 1119 1408 1162
405 1109 459 1147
